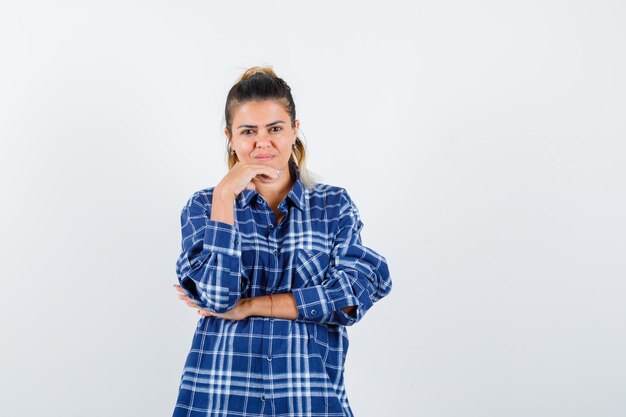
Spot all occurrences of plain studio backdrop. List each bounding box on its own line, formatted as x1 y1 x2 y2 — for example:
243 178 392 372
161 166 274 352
1 1 625 416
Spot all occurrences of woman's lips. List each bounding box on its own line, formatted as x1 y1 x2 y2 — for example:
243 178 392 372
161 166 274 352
255 155 274 160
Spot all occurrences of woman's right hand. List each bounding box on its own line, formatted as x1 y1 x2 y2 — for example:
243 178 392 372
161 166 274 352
214 162 282 198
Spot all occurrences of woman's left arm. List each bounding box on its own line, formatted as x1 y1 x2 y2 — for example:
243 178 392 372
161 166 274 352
175 286 354 320
289 189 392 326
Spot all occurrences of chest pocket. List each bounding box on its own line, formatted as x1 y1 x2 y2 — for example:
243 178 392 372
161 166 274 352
294 249 331 288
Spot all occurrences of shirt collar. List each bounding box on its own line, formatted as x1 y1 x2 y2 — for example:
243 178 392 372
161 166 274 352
237 161 305 211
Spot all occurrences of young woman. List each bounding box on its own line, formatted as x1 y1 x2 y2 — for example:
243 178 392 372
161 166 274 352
172 66 392 416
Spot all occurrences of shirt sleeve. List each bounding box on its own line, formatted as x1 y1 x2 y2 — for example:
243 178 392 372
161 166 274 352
291 189 392 326
175 191 247 313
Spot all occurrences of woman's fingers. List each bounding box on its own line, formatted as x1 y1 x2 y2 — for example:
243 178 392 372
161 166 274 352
173 282 244 320
174 286 188 301
241 164 281 182
250 166 282 185
174 284 200 308
217 163 282 197
254 166 282 179
174 283 214 317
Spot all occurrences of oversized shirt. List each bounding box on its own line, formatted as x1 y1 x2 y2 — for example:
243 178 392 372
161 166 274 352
172 164 392 417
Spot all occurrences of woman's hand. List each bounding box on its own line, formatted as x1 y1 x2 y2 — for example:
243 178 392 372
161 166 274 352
174 284 252 321
210 162 283 226
215 162 283 198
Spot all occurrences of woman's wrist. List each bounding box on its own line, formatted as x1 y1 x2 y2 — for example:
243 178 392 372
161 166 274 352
244 293 298 320
244 296 262 318
214 185 236 201
241 297 255 318
210 186 236 225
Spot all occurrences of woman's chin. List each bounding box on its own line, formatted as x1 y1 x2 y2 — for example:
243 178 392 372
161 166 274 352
254 174 275 184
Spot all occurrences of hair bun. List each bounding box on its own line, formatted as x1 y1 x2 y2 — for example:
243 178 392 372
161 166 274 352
239 66 278 82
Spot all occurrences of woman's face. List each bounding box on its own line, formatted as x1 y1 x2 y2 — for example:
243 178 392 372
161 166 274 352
226 100 299 172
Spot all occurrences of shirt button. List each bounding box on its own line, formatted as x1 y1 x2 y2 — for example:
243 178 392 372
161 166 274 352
273 249 280 255
269 317 274 322
267 356 272 361
268 223 274 229
234 240 239 246
310 309 317 316
261 394 265 400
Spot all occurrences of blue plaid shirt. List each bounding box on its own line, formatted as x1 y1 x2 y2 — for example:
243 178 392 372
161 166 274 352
173 164 392 416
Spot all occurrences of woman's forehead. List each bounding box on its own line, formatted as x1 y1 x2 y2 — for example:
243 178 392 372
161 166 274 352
232 100 289 125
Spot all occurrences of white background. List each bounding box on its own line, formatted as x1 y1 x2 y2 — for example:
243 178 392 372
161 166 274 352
1 1 625 416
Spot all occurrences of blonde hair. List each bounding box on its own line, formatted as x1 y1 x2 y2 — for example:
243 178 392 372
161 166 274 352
224 65 317 189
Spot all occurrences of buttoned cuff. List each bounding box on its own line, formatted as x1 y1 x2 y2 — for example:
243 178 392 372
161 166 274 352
291 285 360 324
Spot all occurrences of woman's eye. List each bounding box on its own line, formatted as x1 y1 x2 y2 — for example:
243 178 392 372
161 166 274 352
242 130 254 135
271 126 282 132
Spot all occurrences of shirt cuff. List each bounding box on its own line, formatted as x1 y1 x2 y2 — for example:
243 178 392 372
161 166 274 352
291 285 359 324
202 220 241 256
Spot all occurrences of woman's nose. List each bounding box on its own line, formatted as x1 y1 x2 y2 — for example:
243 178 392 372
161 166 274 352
256 132 271 147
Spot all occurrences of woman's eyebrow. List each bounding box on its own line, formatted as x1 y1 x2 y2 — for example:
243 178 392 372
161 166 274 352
237 120 285 129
